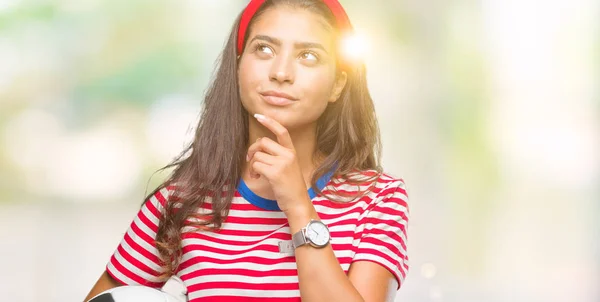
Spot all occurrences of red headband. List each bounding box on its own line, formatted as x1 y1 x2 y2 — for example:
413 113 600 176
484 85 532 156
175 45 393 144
236 0 354 55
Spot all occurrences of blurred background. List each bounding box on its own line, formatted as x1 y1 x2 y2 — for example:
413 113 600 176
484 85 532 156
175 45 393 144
0 0 598 301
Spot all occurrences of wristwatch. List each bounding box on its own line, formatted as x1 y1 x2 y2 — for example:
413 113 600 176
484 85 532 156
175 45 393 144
292 219 331 249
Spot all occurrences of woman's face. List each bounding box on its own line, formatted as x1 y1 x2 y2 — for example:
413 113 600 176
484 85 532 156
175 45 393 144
238 6 347 130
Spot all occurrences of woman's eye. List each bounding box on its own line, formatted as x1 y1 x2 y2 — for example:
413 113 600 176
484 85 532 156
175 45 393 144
257 44 274 55
300 52 318 62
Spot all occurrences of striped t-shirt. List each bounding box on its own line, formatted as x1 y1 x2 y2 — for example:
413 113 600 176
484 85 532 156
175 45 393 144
106 170 409 301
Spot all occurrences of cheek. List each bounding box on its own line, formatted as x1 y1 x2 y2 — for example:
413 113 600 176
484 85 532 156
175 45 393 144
240 58 271 85
238 62 257 92
296 70 336 121
299 68 336 103
238 60 264 107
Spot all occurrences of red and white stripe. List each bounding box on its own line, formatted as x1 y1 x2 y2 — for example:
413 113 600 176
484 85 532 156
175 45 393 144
107 171 409 301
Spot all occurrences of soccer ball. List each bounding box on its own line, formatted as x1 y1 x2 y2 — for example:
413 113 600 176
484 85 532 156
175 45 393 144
88 286 180 302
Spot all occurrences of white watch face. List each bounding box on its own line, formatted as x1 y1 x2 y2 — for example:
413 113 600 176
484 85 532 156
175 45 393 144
306 221 330 246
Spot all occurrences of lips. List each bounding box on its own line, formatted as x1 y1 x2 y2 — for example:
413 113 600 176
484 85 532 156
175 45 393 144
259 90 298 106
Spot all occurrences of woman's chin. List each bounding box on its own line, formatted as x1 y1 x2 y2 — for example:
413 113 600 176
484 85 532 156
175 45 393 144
259 111 314 131
256 109 290 123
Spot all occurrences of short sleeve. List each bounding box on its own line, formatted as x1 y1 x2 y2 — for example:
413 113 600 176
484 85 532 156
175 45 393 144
352 179 409 289
106 187 170 288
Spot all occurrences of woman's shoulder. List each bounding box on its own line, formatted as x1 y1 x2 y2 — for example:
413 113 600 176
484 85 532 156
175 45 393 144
143 182 187 209
352 169 409 209
332 168 406 190
325 168 408 203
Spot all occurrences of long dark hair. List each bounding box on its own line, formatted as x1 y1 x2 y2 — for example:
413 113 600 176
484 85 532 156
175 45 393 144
152 0 382 279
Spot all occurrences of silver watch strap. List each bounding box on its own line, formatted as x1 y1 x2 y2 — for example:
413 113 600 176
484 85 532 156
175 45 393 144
292 228 307 249
278 240 294 254
277 229 307 255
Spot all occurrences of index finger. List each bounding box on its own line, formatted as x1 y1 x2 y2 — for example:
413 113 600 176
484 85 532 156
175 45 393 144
253 114 294 149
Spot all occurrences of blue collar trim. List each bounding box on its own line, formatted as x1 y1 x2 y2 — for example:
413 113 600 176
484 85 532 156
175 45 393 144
237 169 335 211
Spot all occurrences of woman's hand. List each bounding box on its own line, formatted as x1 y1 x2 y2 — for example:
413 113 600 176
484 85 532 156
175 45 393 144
246 114 312 216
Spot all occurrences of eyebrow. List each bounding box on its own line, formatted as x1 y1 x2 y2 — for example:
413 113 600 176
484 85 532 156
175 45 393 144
249 35 329 54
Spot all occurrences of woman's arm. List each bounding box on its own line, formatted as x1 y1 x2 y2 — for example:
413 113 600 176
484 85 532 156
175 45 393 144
247 115 406 301
83 270 123 302
85 187 171 301
348 261 399 302
288 207 398 302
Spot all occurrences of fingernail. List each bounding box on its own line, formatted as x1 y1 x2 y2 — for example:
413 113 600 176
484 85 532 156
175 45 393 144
254 114 266 121
246 154 249 162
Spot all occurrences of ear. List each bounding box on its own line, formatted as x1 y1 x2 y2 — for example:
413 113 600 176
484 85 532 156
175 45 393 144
328 71 348 103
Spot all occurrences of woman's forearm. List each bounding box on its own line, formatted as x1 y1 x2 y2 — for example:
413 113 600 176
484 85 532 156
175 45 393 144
286 203 365 302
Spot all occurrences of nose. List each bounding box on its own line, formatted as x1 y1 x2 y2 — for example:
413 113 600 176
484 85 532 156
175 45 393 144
269 55 295 84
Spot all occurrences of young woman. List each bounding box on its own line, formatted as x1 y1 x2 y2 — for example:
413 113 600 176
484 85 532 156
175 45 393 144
85 0 409 301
